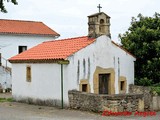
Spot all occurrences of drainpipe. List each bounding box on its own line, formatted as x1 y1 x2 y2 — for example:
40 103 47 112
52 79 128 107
58 60 69 109
61 64 64 109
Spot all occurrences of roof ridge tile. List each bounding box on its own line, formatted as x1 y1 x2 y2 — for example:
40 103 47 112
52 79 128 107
0 19 41 23
43 36 89 43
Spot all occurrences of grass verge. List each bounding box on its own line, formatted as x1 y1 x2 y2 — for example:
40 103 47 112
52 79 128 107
0 98 14 102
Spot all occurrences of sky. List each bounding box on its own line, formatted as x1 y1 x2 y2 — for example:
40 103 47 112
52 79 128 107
1 0 160 42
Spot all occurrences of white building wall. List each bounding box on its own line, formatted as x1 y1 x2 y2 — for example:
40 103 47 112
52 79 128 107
12 63 62 102
112 44 135 93
0 34 56 89
0 34 56 67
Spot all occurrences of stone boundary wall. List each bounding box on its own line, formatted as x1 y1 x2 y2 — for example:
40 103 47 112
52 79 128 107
68 90 144 113
129 84 160 111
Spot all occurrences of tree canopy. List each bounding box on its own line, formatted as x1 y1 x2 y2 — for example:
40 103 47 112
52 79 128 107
120 13 160 86
0 0 18 13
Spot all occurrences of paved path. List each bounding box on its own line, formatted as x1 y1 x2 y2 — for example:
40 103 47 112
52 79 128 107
0 102 160 120
0 93 160 120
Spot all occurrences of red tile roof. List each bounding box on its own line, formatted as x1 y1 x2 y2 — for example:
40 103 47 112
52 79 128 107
9 36 95 63
0 19 60 36
9 36 135 63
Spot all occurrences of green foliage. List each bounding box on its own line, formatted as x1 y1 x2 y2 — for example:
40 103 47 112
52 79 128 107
150 83 160 95
152 83 160 87
0 0 18 13
151 86 160 95
0 98 13 102
120 13 160 85
135 77 153 86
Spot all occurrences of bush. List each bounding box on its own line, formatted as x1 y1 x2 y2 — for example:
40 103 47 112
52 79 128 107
152 83 160 87
135 77 153 86
151 87 160 95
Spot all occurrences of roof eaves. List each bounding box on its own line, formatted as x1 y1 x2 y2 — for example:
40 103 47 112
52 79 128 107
0 32 60 37
9 58 66 63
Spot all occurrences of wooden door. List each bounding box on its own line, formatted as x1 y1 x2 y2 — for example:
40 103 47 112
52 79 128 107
99 74 109 94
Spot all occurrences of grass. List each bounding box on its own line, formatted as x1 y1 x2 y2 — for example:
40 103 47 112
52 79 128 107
0 98 14 102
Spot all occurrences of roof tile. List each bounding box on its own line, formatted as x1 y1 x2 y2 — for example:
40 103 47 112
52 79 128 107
0 19 59 36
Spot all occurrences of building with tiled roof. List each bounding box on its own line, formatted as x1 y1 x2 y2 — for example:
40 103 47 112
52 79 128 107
8 12 136 107
0 19 60 89
9 35 136 107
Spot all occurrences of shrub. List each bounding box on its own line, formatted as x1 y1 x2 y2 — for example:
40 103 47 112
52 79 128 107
135 77 153 86
151 87 160 95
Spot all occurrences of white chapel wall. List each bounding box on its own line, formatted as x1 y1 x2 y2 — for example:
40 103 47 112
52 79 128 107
66 35 135 94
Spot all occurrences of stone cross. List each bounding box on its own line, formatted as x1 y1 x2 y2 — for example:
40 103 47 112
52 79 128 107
97 4 102 13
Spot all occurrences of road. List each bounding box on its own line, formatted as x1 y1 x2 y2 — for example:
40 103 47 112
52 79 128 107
0 102 160 120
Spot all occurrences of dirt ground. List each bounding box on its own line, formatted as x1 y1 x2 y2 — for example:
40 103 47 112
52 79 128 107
0 93 160 120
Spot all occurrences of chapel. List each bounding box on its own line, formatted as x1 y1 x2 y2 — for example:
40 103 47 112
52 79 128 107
9 7 135 106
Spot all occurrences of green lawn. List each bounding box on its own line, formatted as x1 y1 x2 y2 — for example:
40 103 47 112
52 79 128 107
0 98 13 102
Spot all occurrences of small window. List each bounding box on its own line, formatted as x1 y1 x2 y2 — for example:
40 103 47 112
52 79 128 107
120 81 125 91
119 76 127 94
26 66 31 82
19 46 27 54
82 84 87 92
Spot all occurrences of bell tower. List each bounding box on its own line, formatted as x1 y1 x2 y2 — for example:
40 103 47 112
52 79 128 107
88 4 111 38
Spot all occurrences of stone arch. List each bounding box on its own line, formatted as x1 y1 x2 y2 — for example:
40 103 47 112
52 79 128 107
100 19 105 24
99 19 105 33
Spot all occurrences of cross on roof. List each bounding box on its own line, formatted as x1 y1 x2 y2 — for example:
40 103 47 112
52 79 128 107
97 4 102 13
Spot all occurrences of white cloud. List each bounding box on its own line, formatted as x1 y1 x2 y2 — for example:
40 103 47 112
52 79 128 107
1 0 160 42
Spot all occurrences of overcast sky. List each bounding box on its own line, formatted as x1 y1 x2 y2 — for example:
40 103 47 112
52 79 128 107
1 0 160 42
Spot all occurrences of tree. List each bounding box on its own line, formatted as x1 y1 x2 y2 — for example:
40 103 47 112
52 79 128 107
0 0 18 13
119 13 160 86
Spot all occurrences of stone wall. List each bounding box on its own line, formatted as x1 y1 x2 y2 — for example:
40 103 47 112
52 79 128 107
129 84 160 111
129 84 152 111
68 90 144 113
152 96 160 111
